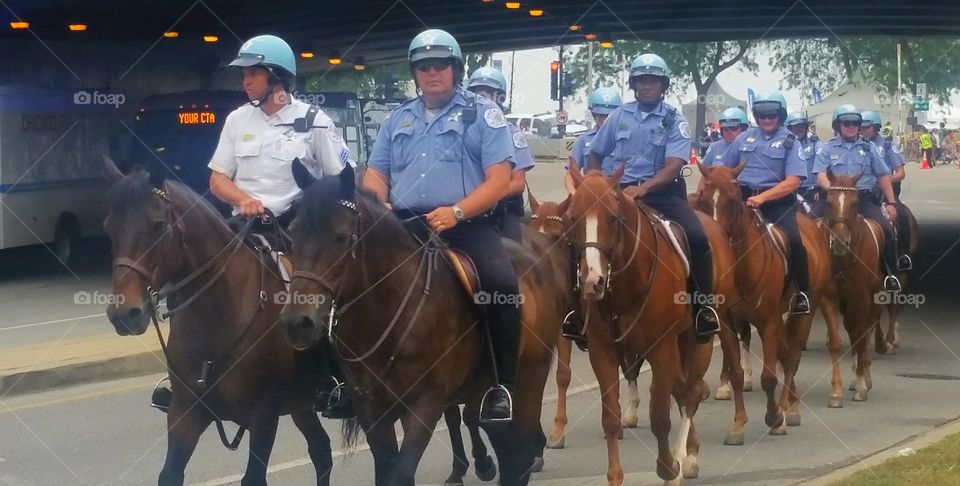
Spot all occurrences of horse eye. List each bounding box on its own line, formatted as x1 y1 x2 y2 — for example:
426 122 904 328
334 233 349 245
152 221 166 233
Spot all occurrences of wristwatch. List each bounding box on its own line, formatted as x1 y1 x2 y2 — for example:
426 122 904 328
452 205 465 222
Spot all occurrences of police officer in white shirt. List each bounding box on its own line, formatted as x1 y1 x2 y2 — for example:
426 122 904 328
209 34 352 225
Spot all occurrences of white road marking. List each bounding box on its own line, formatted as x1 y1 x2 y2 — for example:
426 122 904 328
0 313 106 332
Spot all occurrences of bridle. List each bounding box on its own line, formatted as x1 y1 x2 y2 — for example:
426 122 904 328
824 186 860 250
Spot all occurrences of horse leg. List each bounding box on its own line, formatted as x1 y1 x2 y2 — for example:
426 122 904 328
852 311 877 402
240 413 280 486
779 313 814 427
158 398 211 486
291 409 333 486
442 405 469 486
363 419 399 486
874 308 888 355
718 315 747 445
886 302 902 354
462 400 497 482
647 339 683 485
391 401 444 486
740 327 754 391
679 333 710 479
547 336 572 449
621 355 642 429
820 297 845 409
758 317 786 435
586 336 625 485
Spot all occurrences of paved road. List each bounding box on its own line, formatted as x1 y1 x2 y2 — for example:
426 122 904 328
2 162 960 485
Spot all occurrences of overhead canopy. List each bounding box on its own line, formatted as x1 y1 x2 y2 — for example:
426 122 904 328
4 0 960 73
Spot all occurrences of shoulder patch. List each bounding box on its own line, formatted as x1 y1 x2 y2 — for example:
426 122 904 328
328 127 343 143
398 117 413 129
241 133 256 142
678 121 691 139
513 131 528 149
484 108 506 129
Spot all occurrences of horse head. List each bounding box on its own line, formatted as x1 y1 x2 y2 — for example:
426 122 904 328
563 162 626 301
102 156 184 336
280 161 363 350
824 172 862 256
527 185 571 239
698 162 747 236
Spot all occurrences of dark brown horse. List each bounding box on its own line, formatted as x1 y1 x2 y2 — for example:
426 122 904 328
279 164 563 486
694 163 841 442
564 165 714 485
876 203 919 355
101 158 332 486
823 173 885 401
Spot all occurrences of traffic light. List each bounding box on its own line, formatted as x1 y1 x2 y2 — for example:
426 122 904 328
560 72 574 97
550 61 559 101
382 73 400 101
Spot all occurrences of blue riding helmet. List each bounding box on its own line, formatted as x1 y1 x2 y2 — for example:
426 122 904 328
229 35 297 77
860 110 882 128
467 66 507 93
408 29 463 63
588 87 621 115
832 104 861 129
629 53 670 89
752 90 788 122
785 111 809 127
719 107 749 128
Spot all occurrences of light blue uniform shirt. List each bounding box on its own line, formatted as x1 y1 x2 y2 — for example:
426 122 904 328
868 135 904 173
368 89 514 211
570 128 618 175
720 126 807 189
589 101 691 184
798 137 819 188
508 123 534 172
702 139 731 167
812 137 890 191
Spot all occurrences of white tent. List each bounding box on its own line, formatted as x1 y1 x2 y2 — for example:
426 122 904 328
806 70 899 140
681 81 749 134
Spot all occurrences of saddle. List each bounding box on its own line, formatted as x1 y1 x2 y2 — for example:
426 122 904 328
637 203 691 277
443 249 481 298
754 212 790 272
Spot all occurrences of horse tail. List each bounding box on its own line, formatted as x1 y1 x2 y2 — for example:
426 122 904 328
340 418 362 451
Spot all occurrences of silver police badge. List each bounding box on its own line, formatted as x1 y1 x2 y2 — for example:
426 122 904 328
678 121 691 139
513 131 527 149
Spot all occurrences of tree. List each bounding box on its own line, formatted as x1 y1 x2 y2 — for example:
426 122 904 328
767 37 960 105
566 40 758 134
304 62 412 99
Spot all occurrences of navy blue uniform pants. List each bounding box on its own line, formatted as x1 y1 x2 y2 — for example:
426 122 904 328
857 198 899 274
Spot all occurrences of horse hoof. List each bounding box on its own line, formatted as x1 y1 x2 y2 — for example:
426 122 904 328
530 456 544 474
723 433 745 446
853 390 868 402
700 386 710 402
875 343 887 355
769 424 787 436
848 383 856 391
682 456 700 479
765 412 785 429
622 416 639 429
714 387 731 401
545 435 565 449
786 413 801 427
657 459 681 483
828 396 844 408
475 455 497 481
887 344 899 355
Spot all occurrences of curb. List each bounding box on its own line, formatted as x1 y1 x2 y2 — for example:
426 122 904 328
0 349 167 398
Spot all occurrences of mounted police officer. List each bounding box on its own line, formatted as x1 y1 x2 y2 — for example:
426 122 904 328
703 107 749 167
861 110 912 271
586 53 720 343
150 34 354 415
785 111 822 217
363 29 520 423
466 66 534 243
812 104 903 292
718 91 812 314
570 87 622 174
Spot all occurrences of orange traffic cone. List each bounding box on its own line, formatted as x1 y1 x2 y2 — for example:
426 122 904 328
921 153 931 170
690 147 699 165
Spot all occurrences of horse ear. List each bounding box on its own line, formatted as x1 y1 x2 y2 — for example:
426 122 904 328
563 171 577 196
102 155 123 184
731 159 748 178
147 165 167 190
697 160 710 178
557 195 571 216
338 164 356 199
526 183 540 213
291 158 318 190
826 171 837 185
610 162 626 187
566 163 583 192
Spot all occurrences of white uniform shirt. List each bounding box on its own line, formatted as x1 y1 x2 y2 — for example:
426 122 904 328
208 99 354 215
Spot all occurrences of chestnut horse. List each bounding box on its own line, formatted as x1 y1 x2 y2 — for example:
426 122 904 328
102 159 332 486
695 163 841 443
876 203 919 355
822 173 886 402
526 191 646 450
564 165 717 485
279 164 563 486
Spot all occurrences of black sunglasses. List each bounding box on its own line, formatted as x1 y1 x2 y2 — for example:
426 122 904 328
414 58 453 72
840 120 861 127
755 113 779 120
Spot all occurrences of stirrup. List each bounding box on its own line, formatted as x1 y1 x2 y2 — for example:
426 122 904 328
884 275 902 293
694 306 720 342
897 254 913 271
150 376 172 413
479 385 513 424
561 310 586 340
790 292 812 315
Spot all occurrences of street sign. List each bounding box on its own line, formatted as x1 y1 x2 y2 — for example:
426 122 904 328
916 83 927 98
914 97 929 112
556 110 568 124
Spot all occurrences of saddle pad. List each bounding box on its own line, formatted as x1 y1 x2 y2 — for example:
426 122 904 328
443 249 481 298
658 219 691 277
764 223 790 270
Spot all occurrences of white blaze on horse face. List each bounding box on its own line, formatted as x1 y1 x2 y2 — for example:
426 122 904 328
584 213 604 291
711 189 722 221
837 191 847 220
